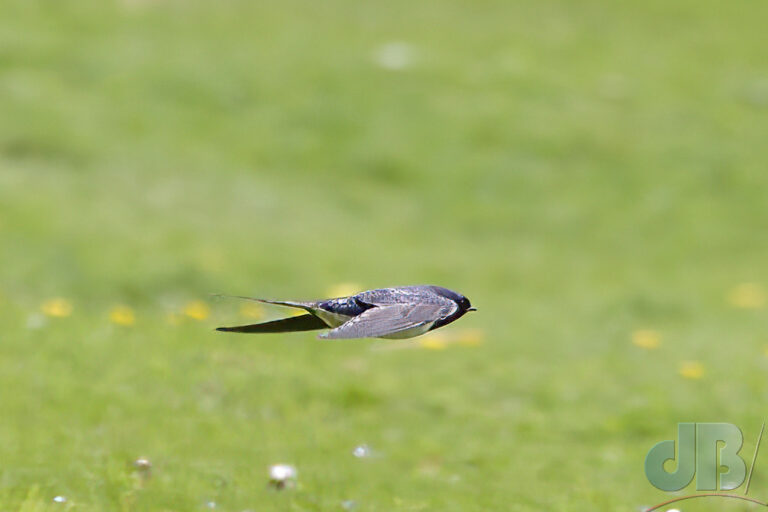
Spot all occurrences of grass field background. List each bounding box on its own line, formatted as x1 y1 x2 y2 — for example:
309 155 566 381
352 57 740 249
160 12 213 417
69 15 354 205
2 0 768 510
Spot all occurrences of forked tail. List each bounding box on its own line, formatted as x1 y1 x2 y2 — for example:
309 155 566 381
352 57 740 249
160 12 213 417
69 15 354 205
211 294 317 311
216 314 327 333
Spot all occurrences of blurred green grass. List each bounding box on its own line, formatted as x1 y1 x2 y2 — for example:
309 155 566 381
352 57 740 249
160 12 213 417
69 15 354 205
1 0 768 510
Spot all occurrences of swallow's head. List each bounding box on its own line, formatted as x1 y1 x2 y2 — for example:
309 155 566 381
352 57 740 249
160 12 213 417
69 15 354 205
455 295 477 315
429 286 476 314
459 295 476 313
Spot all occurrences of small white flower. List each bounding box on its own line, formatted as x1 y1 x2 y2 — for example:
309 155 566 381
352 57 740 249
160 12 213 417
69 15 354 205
269 464 297 489
53 496 67 504
374 42 414 71
133 457 152 470
352 444 371 458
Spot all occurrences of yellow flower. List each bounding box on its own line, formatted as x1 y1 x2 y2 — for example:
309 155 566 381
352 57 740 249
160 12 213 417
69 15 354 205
419 333 447 350
239 302 264 319
631 329 661 350
727 283 766 309
109 305 136 326
326 283 362 298
41 298 73 318
457 329 485 346
679 360 705 379
183 300 210 321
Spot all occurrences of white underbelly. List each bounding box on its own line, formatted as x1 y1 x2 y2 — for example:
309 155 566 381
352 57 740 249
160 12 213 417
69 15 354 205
313 309 352 328
378 322 435 340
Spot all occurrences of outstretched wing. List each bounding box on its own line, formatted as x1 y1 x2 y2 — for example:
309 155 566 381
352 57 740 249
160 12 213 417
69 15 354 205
319 303 455 340
354 286 455 307
216 314 327 333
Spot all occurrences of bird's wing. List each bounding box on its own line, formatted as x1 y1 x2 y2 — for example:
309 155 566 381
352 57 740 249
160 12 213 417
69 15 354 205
354 286 451 307
216 314 327 333
353 287 418 306
319 303 455 340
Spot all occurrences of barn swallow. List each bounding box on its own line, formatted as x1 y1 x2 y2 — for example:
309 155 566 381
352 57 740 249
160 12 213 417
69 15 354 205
216 285 476 339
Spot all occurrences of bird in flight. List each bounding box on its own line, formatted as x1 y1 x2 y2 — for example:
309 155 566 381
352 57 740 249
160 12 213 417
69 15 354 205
216 285 476 340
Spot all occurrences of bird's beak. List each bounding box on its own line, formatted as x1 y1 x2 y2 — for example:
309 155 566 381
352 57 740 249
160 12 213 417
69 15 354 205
468 307 477 312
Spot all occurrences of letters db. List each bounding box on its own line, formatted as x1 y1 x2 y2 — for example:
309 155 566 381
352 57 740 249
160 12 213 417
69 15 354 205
645 423 746 491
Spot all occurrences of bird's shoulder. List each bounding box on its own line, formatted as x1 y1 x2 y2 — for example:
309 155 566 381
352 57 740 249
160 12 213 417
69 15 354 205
318 296 372 317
